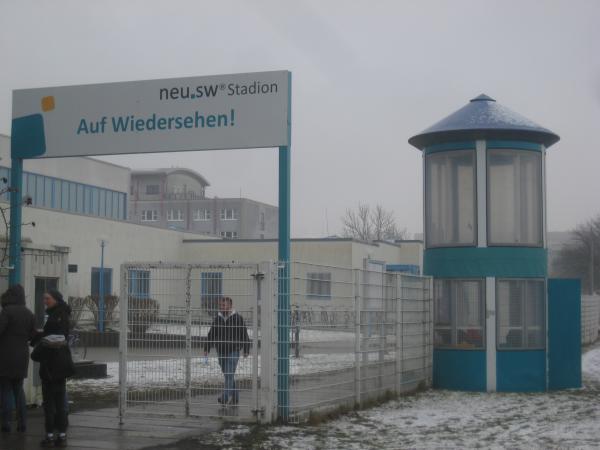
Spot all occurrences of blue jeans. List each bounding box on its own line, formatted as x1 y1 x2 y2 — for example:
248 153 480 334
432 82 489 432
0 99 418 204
1 378 26 430
218 351 240 403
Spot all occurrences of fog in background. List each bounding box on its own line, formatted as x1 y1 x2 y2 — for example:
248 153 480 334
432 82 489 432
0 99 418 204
1 0 599 237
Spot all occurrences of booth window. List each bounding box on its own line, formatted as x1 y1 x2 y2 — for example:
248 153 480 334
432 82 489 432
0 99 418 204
425 150 476 247
497 279 545 349
488 149 542 246
434 279 484 349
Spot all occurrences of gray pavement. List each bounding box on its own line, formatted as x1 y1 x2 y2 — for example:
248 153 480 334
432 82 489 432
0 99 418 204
0 407 221 450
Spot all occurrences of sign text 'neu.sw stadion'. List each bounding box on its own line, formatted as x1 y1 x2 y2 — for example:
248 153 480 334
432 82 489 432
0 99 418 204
11 70 290 159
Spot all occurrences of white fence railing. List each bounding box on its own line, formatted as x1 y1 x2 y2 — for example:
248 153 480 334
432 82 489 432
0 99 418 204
582 295 600 345
117 261 433 424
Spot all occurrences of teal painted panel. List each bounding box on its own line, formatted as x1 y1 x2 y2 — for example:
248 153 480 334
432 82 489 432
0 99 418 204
424 141 476 154
486 140 542 151
433 349 486 391
11 114 46 159
548 279 582 390
497 350 546 392
424 247 547 278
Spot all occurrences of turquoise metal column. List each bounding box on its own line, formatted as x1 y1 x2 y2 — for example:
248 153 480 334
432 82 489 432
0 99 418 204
8 158 23 286
277 72 292 420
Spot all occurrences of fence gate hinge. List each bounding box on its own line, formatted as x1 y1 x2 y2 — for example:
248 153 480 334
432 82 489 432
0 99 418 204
251 272 265 280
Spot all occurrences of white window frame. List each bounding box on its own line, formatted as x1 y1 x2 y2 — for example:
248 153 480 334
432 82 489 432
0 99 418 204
145 184 160 195
496 278 546 350
220 231 238 239
193 208 211 221
220 208 239 221
434 278 485 349
141 210 158 222
167 209 184 222
306 272 332 299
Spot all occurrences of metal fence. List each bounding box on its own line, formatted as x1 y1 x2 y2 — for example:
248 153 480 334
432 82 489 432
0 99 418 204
118 261 433 424
582 295 600 345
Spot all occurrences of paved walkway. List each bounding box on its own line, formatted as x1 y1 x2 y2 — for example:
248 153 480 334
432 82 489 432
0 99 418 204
0 407 221 450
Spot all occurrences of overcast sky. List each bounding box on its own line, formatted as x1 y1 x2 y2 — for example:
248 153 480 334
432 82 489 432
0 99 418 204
1 0 599 237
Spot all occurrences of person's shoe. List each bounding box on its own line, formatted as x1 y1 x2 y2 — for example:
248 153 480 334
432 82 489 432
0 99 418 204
40 435 55 447
55 434 67 448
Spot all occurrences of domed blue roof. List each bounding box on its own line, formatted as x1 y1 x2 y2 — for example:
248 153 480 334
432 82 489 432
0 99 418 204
409 94 560 149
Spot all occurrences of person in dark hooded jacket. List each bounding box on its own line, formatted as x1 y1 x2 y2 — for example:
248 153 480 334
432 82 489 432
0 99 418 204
0 284 36 433
31 289 74 448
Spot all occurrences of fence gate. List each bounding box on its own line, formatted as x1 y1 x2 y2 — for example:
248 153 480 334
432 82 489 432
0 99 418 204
119 262 270 423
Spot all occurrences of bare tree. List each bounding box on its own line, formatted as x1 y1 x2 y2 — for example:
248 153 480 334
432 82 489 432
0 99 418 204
553 215 600 294
342 203 407 242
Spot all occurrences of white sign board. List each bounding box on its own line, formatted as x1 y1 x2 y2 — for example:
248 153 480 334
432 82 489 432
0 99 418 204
11 70 290 158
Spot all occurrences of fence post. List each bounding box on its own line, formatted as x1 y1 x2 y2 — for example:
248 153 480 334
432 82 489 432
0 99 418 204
395 274 403 394
251 264 260 419
428 276 434 386
354 269 361 407
260 262 276 423
118 264 128 426
184 267 192 417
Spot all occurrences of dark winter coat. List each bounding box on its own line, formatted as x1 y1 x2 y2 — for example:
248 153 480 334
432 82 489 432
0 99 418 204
0 292 36 379
204 311 250 356
30 302 75 381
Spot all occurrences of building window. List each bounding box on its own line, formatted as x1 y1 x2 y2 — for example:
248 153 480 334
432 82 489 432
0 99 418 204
201 272 223 314
220 231 238 239
488 149 542 246
146 184 160 195
434 279 484 349
307 272 332 299
425 150 476 248
260 212 266 231
141 210 158 222
128 270 150 299
497 279 545 349
193 209 211 221
220 208 238 220
167 209 184 221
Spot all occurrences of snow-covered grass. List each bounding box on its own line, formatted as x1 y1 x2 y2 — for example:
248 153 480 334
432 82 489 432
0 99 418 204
195 346 600 449
67 351 392 394
145 324 354 343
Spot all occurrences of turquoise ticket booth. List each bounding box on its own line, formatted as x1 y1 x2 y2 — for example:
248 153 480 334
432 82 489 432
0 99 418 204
409 94 574 392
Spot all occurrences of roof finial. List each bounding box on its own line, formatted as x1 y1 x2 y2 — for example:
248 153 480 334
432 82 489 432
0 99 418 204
470 94 496 102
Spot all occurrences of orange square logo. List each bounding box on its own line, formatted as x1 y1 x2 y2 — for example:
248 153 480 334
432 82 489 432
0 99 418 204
41 96 55 112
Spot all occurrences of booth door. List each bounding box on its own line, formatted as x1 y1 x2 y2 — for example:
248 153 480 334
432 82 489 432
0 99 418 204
548 278 582 390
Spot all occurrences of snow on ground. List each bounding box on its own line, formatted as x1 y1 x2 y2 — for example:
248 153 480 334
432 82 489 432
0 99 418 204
196 346 600 449
68 351 390 394
145 324 354 343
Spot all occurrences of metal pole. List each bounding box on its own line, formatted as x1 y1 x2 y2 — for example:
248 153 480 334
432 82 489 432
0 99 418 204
99 240 105 332
354 270 361 406
185 267 192 417
118 264 128 425
8 158 23 285
591 226 595 295
277 71 292 423
277 146 291 421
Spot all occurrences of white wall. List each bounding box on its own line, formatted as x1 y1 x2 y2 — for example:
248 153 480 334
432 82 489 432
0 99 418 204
17 206 204 298
0 134 130 193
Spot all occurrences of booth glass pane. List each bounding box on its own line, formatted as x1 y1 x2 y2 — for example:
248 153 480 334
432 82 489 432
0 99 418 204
488 149 542 246
434 279 484 349
426 150 475 247
497 279 545 350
